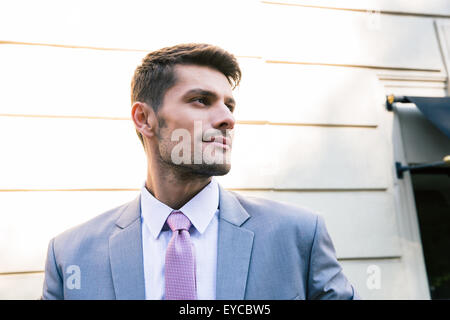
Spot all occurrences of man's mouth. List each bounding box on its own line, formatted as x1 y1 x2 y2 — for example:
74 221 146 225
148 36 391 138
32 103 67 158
203 135 231 150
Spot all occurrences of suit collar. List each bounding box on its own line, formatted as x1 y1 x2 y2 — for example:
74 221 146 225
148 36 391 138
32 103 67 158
217 184 251 226
216 185 254 299
115 194 141 229
140 179 220 239
109 195 146 299
115 183 247 229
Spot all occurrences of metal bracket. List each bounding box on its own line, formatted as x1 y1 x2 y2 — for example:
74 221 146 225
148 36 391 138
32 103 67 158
396 156 450 179
386 94 409 111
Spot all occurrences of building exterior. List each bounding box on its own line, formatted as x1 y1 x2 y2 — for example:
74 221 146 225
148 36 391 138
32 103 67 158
0 0 449 299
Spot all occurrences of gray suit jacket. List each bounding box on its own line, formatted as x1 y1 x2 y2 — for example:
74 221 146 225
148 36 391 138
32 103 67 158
42 184 359 300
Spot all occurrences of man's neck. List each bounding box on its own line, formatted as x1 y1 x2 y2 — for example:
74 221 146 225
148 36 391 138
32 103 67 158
145 171 212 210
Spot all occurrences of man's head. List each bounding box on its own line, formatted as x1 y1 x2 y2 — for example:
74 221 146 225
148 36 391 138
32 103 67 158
131 43 241 178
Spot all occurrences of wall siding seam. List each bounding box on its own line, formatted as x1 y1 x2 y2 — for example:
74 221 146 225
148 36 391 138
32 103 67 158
0 114 378 128
260 1 450 18
0 42 444 73
265 60 442 73
0 188 388 192
0 41 262 60
0 271 44 276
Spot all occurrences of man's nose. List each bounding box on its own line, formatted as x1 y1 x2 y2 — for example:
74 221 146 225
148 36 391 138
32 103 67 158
212 103 235 131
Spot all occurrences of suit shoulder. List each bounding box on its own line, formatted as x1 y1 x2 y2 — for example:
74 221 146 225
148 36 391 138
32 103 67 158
232 191 319 229
231 192 322 252
52 197 138 251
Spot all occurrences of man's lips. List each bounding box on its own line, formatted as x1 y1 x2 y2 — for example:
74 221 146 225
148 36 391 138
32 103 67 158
203 136 231 148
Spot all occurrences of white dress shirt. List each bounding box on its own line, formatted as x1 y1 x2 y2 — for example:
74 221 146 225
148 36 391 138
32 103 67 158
140 178 219 300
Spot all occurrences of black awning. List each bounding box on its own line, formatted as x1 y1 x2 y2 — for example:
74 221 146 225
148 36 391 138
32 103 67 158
386 95 450 139
386 95 450 178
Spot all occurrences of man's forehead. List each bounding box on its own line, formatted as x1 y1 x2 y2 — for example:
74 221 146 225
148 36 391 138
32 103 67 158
173 64 233 94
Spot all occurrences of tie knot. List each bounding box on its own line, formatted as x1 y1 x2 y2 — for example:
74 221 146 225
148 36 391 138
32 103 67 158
167 210 191 232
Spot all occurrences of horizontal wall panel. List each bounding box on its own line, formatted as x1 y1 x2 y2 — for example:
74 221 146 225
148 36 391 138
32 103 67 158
208 124 391 189
259 63 384 125
234 190 401 259
0 45 266 122
265 125 390 189
261 4 444 71
0 0 263 57
0 118 276 190
0 117 147 190
0 273 44 300
0 44 143 118
0 117 389 190
232 58 270 122
270 0 450 17
339 258 417 299
0 191 139 273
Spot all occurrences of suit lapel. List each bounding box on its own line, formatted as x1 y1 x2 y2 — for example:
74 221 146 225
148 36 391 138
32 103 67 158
109 195 146 299
216 185 254 300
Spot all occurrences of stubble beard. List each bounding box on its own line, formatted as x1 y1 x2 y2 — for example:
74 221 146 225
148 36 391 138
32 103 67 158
155 118 231 180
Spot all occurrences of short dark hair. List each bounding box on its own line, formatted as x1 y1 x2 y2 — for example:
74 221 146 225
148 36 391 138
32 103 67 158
131 43 242 147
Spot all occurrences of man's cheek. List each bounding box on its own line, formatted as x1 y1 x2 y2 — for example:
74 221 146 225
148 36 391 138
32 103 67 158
170 128 193 164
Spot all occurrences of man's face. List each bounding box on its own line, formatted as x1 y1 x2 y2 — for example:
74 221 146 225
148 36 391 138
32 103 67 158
152 64 236 177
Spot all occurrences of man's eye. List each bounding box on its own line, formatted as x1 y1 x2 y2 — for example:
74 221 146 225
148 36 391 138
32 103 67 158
192 97 207 105
226 105 235 112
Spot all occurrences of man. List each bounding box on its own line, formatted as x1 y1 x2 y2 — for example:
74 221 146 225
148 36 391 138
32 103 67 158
42 43 359 300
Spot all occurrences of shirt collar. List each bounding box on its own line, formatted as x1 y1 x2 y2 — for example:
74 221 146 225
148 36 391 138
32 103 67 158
140 178 219 239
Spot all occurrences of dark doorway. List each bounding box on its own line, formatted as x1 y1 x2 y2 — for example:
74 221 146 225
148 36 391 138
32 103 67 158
411 173 450 299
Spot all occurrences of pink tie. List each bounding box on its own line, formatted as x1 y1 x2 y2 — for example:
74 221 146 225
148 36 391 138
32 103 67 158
164 210 197 300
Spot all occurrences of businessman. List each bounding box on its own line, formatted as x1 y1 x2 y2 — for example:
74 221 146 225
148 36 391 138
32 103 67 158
42 43 359 300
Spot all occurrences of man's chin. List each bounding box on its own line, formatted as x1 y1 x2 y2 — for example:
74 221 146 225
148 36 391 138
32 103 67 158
176 163 231 177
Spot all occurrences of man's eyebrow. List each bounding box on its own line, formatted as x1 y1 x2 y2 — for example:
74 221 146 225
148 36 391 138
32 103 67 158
183 88 235 106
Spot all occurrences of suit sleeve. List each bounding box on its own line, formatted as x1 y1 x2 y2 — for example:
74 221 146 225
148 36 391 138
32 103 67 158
41 238 64 300
306 215 360 300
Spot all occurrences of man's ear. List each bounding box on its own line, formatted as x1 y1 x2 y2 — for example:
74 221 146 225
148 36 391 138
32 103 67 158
131 101 157 138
